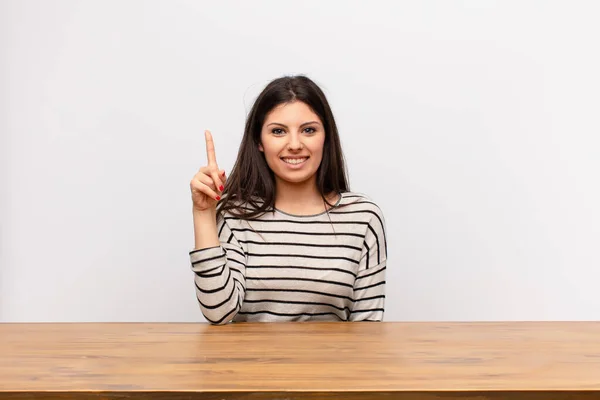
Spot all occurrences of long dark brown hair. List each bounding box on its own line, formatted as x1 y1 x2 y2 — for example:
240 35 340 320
217 75 349 220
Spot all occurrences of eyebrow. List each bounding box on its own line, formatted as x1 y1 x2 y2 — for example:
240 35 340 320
266 121 321 128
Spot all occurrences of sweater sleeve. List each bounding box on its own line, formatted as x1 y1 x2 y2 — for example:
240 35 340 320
189 214 247 325
350 204 387 322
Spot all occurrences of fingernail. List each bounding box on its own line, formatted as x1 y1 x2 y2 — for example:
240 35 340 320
219 185 224 191
221 171 226 177
215 195 221 201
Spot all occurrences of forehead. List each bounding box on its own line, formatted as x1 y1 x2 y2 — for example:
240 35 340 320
264 101 321 123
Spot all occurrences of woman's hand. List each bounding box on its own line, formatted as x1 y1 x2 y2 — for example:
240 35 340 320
190 130 226 213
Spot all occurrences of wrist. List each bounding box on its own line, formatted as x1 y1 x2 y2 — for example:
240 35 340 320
193 207 216 219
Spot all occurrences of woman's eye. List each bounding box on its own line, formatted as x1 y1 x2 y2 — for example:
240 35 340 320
271 127 316 135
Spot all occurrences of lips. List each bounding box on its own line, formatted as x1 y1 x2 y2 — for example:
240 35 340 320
280 156 309 168
281 157 308 165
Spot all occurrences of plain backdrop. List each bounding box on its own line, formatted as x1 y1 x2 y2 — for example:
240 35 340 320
1 0 599 322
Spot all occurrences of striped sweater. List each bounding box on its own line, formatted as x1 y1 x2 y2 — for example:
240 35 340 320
189 191 387 324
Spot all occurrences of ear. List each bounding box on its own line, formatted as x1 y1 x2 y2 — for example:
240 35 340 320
258 143 264 152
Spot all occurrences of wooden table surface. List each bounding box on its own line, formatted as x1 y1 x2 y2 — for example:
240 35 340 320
1 322 599 399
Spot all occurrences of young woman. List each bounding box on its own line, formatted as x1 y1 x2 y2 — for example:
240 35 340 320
189 75 387 324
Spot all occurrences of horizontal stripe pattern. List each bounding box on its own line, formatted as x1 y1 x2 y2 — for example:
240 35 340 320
189 191 387 324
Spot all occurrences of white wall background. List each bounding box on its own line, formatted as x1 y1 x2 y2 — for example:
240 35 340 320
1 0 599 322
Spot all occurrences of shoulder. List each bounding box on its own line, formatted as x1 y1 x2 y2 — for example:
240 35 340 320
216 195 271 228
338 191 386 220
335 191 387 237
217 194 267 218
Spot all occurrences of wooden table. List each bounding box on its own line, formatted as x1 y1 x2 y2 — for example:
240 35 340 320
1 322 599 399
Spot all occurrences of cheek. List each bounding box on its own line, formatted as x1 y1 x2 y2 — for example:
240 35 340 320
312 139 326 158
264 146 279 160
262 145 281 167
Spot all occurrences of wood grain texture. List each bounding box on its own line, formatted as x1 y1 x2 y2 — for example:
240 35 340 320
1 322 599 399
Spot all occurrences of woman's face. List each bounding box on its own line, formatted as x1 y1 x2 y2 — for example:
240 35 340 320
259 101 325 186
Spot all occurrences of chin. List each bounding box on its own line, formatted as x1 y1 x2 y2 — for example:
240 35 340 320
274 170 317 184
277 175 313 184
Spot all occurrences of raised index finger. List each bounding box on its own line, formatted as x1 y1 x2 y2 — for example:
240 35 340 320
204 130 218 167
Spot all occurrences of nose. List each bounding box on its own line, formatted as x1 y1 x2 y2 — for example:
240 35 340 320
288 132 303 150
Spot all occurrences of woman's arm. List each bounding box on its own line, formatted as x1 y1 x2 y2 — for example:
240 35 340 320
190 210 247 325
350 205 387 322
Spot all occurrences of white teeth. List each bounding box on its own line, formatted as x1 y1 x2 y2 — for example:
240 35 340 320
282 158 307 165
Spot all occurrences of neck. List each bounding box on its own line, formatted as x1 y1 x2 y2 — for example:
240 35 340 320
274 176 334 214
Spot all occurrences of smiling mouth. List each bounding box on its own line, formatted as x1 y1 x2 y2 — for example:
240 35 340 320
281 157 309 165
